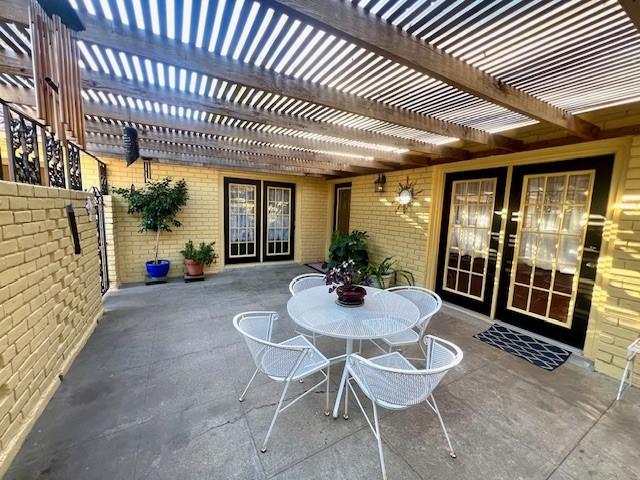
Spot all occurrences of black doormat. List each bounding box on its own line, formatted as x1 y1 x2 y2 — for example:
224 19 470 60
305 262 326 274
474 324 571 371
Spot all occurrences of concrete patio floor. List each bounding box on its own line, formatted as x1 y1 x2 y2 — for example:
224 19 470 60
6 264 640 480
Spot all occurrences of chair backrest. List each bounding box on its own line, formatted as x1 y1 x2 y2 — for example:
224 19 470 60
386 286 442 331
347 335 462 409
289 273 325 296
233 311 310 379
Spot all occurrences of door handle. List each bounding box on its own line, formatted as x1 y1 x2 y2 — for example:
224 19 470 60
585 262 597 269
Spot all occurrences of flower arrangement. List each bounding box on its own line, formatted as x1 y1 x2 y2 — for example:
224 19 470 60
325 259 370 306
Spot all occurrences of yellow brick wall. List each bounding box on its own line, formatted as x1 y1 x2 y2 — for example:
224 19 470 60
0 181 103 475
96 157 329 285
333 167 432 286
590 136 640 384
335 137 640 385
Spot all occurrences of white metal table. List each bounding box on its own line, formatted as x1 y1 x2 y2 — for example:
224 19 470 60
287 285 420 418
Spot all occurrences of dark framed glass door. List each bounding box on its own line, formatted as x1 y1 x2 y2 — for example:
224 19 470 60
224 178 261 264
262 181 295 262
496 155 613 348
435 168 507 316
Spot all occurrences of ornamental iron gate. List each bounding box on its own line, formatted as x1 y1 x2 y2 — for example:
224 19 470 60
91 187 110 295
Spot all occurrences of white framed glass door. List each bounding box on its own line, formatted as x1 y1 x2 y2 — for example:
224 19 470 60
263 181 295 261
436 167 508 316
224 178 261 264
496 155 613 348
507 171 595 328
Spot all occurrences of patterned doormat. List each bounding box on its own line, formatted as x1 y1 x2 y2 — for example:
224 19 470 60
305 262 326 274
474 324 571 371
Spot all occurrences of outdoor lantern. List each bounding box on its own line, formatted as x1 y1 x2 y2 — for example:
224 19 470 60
123 126 140 166
374 174 386 192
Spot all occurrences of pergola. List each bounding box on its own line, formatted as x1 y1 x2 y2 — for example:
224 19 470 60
0 0 639 177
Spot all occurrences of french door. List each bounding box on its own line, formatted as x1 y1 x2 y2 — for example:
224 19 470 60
263 181 295 261
223 178 295 264
496 156 613 348
435 168 507 316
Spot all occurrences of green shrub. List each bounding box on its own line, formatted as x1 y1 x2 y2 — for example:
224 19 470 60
180 240 218 265
324 230 369 270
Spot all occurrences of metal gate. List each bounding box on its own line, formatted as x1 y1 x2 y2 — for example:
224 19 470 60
91 187 110 295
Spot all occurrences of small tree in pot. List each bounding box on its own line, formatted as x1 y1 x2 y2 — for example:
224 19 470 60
181 240 218 276
113 177 188 278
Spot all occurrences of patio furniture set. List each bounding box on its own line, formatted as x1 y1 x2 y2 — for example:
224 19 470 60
233 273 464 480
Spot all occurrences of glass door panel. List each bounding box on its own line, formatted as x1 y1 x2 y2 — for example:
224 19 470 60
444 178 497 301
496 155 613 348
507 172 594 328
436 167 508 316
224 178 261 264
263 181 295 261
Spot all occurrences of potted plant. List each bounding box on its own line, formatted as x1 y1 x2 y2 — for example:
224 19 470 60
325 259 370 306
368 256 415 289
324 230 369 271
180 240 218 276
113 177 188 279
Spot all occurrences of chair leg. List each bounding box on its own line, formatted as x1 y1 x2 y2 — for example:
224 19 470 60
430 394 456 458
343 373 349 420
239 368 259 402
616 360 632 401
261 380 291 453
325 366 331 416
372 402 387 480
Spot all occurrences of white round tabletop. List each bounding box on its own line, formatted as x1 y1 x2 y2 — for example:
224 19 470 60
287 285 420 340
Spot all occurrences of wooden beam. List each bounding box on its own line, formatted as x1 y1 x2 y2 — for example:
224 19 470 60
0 83 406 169
86 143 345 177
0 1 516 151
620 0 640 32
69 15 521 149
85 126 391 171
0 53 466 160
270 0 601 141
86 135 379 174
81 70 467 158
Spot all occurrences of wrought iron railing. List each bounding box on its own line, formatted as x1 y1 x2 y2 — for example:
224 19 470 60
0 100 101 191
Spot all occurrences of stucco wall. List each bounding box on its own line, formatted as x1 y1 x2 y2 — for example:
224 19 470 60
0 181 103 474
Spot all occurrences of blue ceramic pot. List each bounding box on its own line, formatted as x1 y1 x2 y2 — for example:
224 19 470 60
146 259 170 278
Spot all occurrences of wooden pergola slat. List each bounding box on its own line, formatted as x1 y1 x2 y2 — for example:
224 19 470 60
86 143 347 177
0 50 469 160
86 128 392 171
269 0 601 140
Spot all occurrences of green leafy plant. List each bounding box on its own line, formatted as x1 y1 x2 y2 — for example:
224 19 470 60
113 177 189 264
368 256 415 288
180 240 218 265
324 230 369 270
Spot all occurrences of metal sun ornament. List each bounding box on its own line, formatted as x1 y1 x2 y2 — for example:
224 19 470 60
395 176 423 213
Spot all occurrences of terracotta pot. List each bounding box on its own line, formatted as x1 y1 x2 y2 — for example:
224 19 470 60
336 285 367 306
184 259 204 276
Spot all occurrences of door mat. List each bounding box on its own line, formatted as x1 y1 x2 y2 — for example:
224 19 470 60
473 324 571 371
305 262 326 274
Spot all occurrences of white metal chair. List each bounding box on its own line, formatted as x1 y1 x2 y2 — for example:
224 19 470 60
233 311 330 453
373 286 442 355
289 273 326 295
289 273 326 345
346 335 463 480
616 337 639 401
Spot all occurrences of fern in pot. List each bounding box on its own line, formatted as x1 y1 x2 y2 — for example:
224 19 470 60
368 256 415 289
181 241 218 277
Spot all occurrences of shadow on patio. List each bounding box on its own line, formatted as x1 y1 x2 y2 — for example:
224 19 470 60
6 264 640 480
